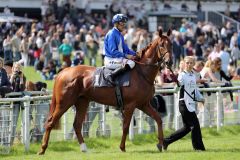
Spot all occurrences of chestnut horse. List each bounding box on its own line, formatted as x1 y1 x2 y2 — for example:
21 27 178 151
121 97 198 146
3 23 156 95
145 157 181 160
38 29 172 155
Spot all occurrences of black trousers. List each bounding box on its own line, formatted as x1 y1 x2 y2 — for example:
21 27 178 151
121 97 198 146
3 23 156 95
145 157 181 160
164 100 205 150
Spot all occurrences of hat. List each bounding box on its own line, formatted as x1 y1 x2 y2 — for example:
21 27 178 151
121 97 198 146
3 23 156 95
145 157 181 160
112 14 128 24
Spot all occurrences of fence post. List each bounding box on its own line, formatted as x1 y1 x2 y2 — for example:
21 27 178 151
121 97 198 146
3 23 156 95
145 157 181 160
63 113 67 140
205 11 208 22
174 92 180 130
23 96 30 152
9 102 14 146
201 95 207 127
129 115 134 140
100 104 106 136
138 110 143 134
237 90 240 124
216 87 223 131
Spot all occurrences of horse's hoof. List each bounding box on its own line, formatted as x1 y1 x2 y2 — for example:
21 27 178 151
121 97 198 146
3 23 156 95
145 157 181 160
156 144 163 152
120 146 126 152
37 150 45 155
80 143 88 152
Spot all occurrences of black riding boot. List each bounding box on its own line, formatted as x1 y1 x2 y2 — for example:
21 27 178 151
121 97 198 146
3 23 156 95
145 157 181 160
110 64 131 81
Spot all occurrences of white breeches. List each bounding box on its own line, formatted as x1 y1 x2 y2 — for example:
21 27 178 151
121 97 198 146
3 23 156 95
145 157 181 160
104 56 135 69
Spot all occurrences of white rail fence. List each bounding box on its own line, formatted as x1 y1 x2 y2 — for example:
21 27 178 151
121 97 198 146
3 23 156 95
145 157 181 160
1 85 240 154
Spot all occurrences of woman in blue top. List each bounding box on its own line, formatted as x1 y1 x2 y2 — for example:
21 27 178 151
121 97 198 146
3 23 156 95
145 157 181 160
104 14 136 81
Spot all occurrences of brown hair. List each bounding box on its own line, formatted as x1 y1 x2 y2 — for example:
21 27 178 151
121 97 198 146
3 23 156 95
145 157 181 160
213 57 222 70
213 57 221 65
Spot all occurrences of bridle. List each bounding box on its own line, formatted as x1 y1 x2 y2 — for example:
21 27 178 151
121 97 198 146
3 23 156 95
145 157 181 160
133 45 170 68
133 44 171 85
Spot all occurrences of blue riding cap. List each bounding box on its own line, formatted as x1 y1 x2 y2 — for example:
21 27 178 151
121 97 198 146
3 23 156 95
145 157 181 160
112 14 128 24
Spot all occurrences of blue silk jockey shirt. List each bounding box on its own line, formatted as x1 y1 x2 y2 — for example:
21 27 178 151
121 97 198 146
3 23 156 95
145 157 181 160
104 27 136 58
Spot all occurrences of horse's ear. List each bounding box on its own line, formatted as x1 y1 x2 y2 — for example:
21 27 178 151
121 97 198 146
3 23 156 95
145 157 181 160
158 29 163 37
167 28 172 37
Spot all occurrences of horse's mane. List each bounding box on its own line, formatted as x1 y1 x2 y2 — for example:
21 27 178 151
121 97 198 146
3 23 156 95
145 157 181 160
136 41 155 59
136 37 159 59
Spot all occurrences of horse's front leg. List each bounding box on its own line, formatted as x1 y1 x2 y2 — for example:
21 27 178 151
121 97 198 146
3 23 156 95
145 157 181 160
139 103 163 152
120 105 135 152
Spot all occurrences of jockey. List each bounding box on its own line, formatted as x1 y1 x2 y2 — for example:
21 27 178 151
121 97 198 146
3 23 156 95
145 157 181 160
104 14 136 81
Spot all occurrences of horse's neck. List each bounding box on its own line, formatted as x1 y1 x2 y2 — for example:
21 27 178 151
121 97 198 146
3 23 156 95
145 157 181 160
137 48 158 83
141 58 153 64
136 41 161 84
137 63 159 85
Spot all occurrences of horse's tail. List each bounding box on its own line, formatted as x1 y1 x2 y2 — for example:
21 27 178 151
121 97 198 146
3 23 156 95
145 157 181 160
45 84 61 130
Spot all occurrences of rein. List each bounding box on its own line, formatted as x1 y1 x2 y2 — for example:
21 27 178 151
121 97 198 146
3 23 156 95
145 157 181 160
168 67 180 87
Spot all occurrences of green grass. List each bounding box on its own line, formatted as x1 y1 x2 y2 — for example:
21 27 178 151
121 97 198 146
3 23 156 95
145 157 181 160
1 125 240 160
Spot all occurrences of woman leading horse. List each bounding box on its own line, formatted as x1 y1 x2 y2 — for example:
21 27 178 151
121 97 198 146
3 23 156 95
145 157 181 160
38 29 172 155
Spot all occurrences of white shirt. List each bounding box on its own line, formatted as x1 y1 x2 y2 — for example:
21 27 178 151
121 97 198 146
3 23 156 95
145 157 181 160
208 50 220 61
219 50 230 75
178 71 197 112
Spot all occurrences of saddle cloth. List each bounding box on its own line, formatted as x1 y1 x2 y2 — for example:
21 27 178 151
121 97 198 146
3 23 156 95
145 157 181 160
93 67 130 87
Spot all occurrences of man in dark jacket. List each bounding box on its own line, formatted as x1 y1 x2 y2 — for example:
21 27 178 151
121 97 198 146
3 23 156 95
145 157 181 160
0 58 12 97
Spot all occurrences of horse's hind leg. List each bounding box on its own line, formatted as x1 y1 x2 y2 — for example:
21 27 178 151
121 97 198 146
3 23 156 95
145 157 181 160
38 116 54 155
120 105 135 152
38 105 68 155
73 98 89 152
139 104 163 152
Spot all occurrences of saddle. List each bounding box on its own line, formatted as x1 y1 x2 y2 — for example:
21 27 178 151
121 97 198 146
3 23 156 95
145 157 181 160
93 67 130 87
93 67 131 111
